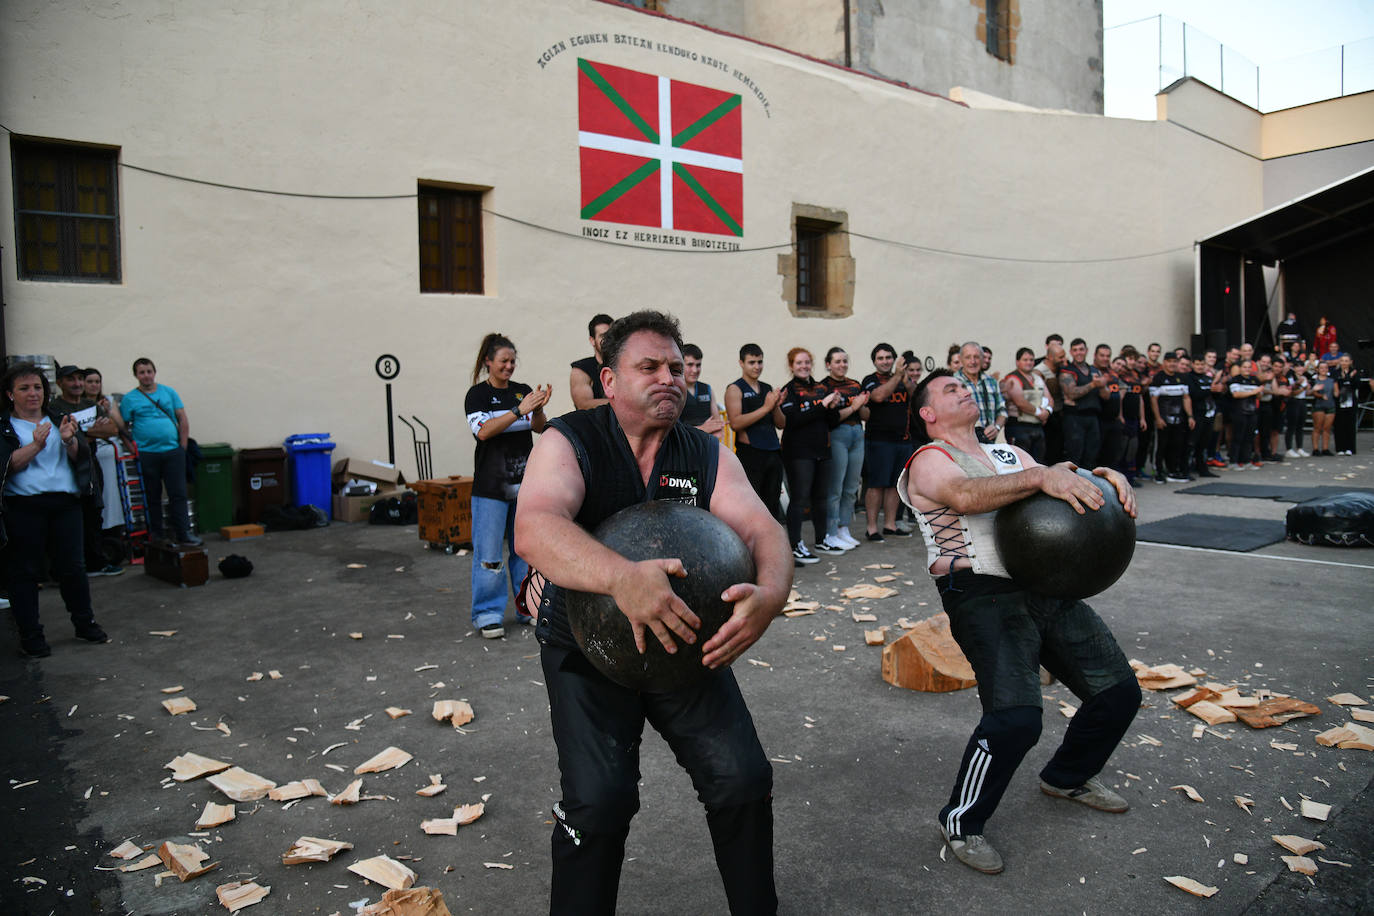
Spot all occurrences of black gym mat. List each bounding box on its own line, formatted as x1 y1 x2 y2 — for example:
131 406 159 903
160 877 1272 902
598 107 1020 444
1135 513 1287 552
1178 482 1374 502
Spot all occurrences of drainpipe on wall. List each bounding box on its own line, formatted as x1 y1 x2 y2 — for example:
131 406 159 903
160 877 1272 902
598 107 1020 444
1192 243 1201 336
843 0 852 68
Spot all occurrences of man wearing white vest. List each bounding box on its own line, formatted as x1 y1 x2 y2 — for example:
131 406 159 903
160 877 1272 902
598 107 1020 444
900 370 1140 876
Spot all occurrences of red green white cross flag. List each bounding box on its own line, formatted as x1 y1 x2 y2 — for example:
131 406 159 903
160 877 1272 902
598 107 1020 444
578 58 743 237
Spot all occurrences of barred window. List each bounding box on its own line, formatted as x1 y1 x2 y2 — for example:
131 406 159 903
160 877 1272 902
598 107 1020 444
12 138 120 282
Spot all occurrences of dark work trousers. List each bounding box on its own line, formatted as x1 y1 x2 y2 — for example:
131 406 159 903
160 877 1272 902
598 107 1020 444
1097 418 1126 475
1257 401 1278 459
540 646 776 916
735 443 784 522
1189 417 1211 474
783 455 829 547
1042 411 1065 465
139 447 191 541
937 572 1139 838
1061 412 1101 468
1334 406 1358 454
4 493 95 642
1285 399 1308 451
1004 422 1045 464
1135 421 1154 476
1232 412 1258 465
1156 421 1189 478
1118 425 1140 478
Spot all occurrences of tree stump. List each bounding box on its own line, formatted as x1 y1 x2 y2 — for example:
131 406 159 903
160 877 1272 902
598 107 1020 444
881 613 976 692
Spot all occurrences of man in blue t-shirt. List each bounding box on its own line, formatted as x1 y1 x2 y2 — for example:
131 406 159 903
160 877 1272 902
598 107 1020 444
120 357 202 546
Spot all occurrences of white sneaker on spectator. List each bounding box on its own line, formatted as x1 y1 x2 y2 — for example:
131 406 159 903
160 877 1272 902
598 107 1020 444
835 527 861 548
1284 449 1298 458
821 533 854 552
1297 449 1310 457
1229 464 1244 471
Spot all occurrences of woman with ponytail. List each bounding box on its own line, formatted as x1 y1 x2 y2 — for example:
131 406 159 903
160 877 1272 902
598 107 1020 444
465 334 551 638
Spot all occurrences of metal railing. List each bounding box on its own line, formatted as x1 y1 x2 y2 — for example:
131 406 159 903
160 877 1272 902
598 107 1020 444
1105 14 1374 118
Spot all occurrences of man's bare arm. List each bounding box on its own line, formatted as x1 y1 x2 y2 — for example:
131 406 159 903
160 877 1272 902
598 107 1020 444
1059 370 1097 402
514 429 699 653
910 447 1130 517
569 367 608 411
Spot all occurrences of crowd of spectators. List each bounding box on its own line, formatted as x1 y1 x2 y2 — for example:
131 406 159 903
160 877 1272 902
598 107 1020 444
4 358 201 657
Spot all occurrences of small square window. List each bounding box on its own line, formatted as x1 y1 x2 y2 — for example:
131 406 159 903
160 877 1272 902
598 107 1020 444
418 184 484 294
11 137 120 282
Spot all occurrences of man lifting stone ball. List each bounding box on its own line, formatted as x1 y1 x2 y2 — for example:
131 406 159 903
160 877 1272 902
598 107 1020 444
900 369 1141 876
515 310 793 915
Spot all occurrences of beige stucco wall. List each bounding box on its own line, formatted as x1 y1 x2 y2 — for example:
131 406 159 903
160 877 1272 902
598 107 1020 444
1261 90 1374 160
1156 78 1262 158
1 0 1259 484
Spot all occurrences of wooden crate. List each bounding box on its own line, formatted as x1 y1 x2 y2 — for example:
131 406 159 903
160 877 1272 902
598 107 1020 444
410 476 473 552
220 523 266 540
144 542 210 588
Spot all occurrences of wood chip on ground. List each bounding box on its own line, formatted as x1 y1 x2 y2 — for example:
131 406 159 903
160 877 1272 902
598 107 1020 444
216 880 270 912
165 752 232 782
1326 693 1368 706
355 746 414 774
356 887 454 916
417 775 447 797
1300 799 1331 821
206 767 277 802
196 802 236 829
432 700 475 727
1272 835 1325 856
1163 876 1217 898
842 584 898 600
156 841 219 881
1281 855 1318 876
331 779 363 805
1131 660 1197 690
108 840 144 860
268 779 328 801
348 855 417 891
162 696 198 716
1170 784 1204 803
282 836 353 865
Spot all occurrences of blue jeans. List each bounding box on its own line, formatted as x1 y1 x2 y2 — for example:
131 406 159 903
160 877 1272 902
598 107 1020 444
470 495 527 627
826 423 864 535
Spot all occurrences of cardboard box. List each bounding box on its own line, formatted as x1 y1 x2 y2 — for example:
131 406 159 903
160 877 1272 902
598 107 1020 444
332 487 408 524
332 458 405 493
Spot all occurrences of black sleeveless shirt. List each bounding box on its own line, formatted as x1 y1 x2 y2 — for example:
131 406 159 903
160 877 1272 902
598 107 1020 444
533 405 720 650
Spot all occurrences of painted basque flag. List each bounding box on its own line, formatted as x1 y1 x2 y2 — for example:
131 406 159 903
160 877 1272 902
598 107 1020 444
578 58 743 237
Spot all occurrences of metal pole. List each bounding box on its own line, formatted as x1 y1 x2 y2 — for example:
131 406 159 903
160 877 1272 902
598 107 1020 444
385 382 395 465
1158 15 1163 91
1219 45 1224 94
1341 44 1345 96
1182 22 1187 79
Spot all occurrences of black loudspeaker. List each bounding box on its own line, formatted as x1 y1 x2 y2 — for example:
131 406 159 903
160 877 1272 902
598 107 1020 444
1206 328 1229 355
1190 334 1206 358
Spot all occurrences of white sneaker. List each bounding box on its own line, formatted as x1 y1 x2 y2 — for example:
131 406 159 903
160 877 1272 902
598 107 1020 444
821 533 854 552
836 527 861 548
1284 449 1297 458
1297 448 1310 457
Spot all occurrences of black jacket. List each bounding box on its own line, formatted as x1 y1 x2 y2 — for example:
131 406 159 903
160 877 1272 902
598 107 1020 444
0 408 97 503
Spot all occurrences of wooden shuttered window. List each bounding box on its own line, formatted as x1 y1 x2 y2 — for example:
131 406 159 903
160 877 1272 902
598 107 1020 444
12 139 120 281
418 185 484 294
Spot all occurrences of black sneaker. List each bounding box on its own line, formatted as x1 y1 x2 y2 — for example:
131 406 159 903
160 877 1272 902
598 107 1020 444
480 623 505 639
792 541 820 565
882 527 912 538
102 563 124 577
179 534 204 547
812 541 845 557
866 531 885 543
75 623 110 644
20 636 52 658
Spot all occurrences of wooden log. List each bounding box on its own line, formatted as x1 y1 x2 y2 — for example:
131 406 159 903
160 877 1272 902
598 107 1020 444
880 613 975 693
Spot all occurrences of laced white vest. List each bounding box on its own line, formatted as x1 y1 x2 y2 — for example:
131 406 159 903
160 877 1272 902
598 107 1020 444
897 440 1026 578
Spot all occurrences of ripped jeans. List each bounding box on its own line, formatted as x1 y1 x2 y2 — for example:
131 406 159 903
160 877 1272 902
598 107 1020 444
470 495 528 628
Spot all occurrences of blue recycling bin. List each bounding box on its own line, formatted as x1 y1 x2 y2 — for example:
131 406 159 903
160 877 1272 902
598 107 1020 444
283 433 337 515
